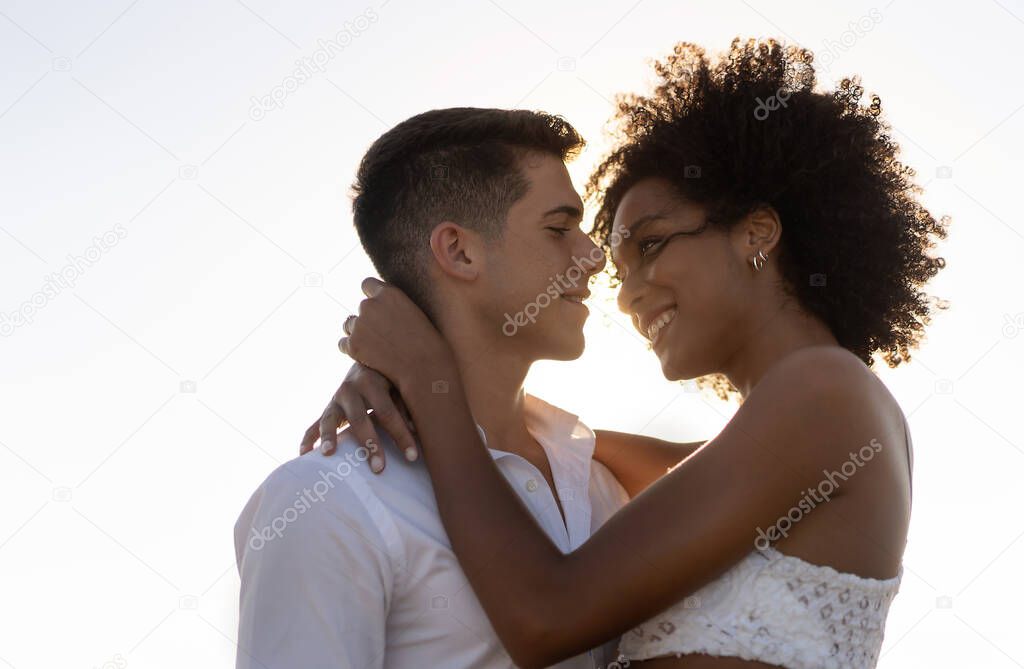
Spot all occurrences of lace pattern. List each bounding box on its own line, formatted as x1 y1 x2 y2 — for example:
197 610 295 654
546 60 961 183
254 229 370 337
617 548 901 669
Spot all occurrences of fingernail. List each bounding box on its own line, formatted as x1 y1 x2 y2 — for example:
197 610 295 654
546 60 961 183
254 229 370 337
370 455 384 472
323 441 335 455
404 446 418 461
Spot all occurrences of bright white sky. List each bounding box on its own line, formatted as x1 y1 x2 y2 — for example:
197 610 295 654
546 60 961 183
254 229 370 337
2 0 1022 667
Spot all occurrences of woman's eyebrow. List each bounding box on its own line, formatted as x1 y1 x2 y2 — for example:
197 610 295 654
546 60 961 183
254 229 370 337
626 214 668 236
611 211 670 266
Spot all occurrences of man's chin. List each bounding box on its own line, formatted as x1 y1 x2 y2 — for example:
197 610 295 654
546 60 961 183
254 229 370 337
537 334 586 361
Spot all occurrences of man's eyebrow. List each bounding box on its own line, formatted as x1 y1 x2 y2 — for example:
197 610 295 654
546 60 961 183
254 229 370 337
541 205 584 221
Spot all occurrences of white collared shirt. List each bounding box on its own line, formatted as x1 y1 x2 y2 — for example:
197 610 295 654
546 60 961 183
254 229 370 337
234 394 630 669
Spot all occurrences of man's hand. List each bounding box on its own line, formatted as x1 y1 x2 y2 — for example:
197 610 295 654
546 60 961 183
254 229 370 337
299 363 419 473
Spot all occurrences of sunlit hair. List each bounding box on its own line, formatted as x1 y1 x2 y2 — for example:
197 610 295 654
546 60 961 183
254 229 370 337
352 107 584 315
587 38 948 390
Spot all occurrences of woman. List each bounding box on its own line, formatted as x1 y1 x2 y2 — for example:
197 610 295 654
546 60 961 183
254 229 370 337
308 39 946 668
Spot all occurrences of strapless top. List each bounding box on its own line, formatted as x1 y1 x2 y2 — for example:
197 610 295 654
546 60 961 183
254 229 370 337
617 414 913 668
616 547 901 668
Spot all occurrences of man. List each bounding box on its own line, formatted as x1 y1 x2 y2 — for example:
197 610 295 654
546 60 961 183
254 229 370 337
234 108 635 668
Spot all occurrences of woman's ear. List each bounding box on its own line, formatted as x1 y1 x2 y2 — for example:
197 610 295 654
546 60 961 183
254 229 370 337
735 205 782 259
429 222 482 282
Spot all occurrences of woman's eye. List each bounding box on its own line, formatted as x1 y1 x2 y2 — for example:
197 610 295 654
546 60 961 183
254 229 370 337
548 227 571 236
638 237 664 256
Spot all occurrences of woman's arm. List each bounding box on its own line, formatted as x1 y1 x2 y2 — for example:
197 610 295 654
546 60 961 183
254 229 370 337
342 281 884 669
593 430 706 498
395 350 878 668
294 362 703 495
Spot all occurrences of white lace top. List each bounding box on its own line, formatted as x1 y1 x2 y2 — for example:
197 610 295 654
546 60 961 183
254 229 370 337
617 417 912 668
616 547 901 668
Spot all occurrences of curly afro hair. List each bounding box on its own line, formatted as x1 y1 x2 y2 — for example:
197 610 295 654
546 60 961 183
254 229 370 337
587 38 948 372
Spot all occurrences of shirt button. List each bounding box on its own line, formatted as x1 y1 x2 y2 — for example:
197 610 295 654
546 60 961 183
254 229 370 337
525 478 538 492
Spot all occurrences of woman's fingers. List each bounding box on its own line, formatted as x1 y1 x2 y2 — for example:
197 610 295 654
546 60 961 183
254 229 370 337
335 386 385 473
299 417 322 455
317 401 347 456
364 382 419 463
391 387 419 452
303 364 417 471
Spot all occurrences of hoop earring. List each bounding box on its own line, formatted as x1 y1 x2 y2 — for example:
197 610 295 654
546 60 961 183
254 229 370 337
751 249 768 272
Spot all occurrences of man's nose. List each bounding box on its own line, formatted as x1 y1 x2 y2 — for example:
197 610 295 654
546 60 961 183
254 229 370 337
577 238 607 276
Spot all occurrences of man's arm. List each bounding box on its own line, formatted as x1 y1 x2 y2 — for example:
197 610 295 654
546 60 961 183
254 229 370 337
234 461 394 669
593 430 707 498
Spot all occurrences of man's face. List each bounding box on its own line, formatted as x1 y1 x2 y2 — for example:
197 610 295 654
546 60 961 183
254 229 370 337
480 152 605 361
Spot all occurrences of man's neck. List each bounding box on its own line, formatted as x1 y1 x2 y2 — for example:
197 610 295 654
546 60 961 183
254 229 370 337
451 345 535 454
439 319 536 457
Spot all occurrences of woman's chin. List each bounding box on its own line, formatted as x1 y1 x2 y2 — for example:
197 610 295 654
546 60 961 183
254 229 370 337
656 345 704 382
656 351 686 381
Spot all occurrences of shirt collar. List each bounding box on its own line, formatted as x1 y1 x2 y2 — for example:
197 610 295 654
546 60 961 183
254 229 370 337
479 394 595 474
479 394 598 552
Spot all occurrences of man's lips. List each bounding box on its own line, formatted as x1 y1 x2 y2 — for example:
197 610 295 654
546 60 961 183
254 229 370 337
560 290 591 304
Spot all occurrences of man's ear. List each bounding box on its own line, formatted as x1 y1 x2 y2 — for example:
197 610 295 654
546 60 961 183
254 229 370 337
429 222 482 282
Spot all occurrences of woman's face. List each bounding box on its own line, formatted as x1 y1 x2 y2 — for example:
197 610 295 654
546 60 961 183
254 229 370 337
610 178 754 381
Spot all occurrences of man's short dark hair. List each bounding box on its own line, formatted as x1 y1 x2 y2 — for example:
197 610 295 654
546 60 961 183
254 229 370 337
351 107 584 313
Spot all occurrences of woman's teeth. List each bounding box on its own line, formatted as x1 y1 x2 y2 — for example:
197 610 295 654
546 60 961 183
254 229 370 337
647 309 677 342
